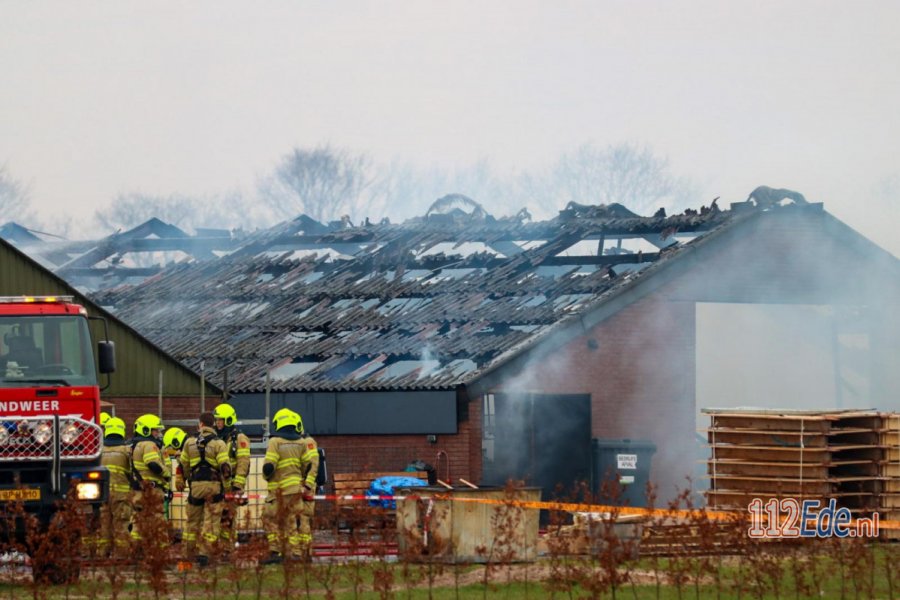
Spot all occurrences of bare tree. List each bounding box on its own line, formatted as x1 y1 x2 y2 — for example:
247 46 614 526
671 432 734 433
0 164 33 223
258 144 376 224
517 142 699 218
92 189 255 235
367 144 699 223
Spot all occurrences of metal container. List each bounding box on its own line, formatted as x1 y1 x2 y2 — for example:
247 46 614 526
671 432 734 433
396 486 541 563
591 438 656 507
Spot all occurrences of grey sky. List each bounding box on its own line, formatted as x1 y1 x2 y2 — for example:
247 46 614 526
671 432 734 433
1 1 898 254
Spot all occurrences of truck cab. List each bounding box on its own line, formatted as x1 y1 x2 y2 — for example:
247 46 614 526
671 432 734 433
0 295 115 527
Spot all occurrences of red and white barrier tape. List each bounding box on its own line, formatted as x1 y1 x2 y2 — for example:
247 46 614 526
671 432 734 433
171 492 900 531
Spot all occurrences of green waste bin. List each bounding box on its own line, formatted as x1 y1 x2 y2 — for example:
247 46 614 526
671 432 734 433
591 438 656 507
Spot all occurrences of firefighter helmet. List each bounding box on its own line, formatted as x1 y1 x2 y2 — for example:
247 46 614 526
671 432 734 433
295 413 305 435
272 408 300 431
213 403 237 427
104 417 126 439
99 411 111 426
163 427 187 450
134 413 164 437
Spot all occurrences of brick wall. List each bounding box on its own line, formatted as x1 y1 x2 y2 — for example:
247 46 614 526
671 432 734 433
105 396 205 430
313 400 480 484
485 290 697 499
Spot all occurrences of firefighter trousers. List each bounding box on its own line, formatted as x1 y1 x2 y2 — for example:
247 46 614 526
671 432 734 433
184 481 224 557
220 495 248 544
131 486 167 544
297 496 315 556
98 493 133 557
263 492 304 555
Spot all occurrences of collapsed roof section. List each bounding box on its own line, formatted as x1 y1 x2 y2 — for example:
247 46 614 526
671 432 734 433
92 199 737 394
1 218 245 293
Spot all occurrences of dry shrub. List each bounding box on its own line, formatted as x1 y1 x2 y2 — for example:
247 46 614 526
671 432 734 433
130 481 171 599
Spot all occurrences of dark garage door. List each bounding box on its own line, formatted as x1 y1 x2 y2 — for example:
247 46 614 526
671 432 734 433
483 393 591 499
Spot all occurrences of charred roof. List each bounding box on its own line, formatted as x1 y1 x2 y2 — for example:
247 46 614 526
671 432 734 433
92 199 744 394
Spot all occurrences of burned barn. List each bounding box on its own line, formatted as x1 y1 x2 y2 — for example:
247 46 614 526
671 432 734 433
92 197 900 501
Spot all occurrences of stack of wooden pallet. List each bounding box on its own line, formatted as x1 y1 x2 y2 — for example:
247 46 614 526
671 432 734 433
878 414 900 538
703 408 883 515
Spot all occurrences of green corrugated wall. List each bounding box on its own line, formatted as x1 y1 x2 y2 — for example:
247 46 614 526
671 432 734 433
0 239 216 397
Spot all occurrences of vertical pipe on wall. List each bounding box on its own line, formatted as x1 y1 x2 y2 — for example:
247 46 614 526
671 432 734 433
223 367 229 402
200 360 206 413
264 370 271 441
158 369 163 418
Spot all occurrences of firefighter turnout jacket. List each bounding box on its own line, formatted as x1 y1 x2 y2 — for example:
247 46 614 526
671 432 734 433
132 436 170 490
263 429 307 495
223 428 251 491
179 426 231 489
101 438 133 496
299 434 319 493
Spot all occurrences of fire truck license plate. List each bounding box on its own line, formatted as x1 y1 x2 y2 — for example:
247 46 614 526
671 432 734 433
0 489 41 502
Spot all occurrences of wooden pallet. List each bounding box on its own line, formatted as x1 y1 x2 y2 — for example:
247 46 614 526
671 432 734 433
704 409 889 517
708 460 831 479
710 445 882 463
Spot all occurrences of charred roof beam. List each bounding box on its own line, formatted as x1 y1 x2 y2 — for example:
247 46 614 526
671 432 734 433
56 266 163 278
547 253 658 266
114 237 237 255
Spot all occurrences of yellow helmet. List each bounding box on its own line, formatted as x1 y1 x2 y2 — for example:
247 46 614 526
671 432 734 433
99 411 111 426
134 414 164 437
163 427 187 450
104 417 126 439
272 408 300 431
213 403 237 427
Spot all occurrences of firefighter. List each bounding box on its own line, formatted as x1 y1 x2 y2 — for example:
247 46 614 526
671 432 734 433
164 427 188 493
295 412 319 557
130 413 170 542
261 408 307 564
163 426 187 521
97 416 132 557
178 412 231 565
212 403 251 544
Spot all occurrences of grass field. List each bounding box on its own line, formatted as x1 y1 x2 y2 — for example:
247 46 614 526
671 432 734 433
0 541 898 600
2 484 897 599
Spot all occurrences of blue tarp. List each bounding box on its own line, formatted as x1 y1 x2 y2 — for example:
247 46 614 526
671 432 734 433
367 476 427 509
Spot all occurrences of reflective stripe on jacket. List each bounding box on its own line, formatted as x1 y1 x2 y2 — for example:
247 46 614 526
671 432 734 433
228 430 252 488
300 436 319 489
132 439 170 489
264 436 305 495
101 444 132 495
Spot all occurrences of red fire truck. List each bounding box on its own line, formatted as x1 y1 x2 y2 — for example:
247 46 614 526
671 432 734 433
0 296 115 555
